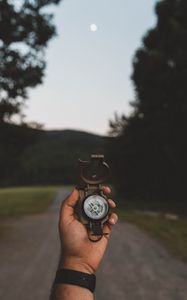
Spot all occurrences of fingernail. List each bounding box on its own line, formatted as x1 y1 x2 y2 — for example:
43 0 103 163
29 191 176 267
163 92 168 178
110 218 115 224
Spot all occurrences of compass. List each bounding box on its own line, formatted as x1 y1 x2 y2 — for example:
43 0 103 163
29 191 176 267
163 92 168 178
76 154 110 242
83 195 109 220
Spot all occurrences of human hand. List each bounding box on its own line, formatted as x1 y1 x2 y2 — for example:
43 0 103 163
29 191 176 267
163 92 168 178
58 187 118 274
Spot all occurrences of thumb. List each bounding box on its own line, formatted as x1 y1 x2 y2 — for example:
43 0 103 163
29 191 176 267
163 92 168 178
60 188 79 221
64 188 79 208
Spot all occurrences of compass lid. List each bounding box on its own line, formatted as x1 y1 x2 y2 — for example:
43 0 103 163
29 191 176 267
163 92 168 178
79 154 110 185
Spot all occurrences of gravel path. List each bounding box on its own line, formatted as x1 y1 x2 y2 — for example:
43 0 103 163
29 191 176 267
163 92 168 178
96 223 187 300
0 190 67 300
0 189 187 300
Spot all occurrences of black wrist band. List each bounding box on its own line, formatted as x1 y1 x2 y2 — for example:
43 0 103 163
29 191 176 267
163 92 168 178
54 269 96 293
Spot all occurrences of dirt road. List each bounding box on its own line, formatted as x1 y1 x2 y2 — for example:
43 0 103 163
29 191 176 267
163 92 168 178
0 189 187 300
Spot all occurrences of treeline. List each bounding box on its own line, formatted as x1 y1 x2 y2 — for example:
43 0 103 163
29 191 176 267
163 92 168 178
0 123 110 187
106 0 187 215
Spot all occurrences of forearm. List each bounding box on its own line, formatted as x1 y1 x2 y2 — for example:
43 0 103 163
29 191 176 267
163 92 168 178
50 283 94 300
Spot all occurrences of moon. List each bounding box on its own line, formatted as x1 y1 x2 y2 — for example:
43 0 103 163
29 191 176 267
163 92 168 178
90 24 97 32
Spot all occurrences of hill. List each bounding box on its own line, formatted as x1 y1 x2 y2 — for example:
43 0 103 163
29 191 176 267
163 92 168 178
0 123 111 186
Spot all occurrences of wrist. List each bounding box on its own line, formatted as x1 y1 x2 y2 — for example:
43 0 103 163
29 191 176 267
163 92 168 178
59 256 95 275
54 269 96 294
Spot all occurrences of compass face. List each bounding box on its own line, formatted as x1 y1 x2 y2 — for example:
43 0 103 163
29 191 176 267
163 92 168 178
83 195 108 220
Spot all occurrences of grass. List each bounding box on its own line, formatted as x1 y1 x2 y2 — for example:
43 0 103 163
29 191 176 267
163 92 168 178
0 186 62 217
117 208 187 262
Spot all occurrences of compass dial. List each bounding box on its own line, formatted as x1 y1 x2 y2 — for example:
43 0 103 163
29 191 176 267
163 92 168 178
83 195 108 220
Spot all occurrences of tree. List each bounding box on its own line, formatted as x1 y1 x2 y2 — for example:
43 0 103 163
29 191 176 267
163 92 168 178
108 0 187 208
132 0 187 119
0 0 61 122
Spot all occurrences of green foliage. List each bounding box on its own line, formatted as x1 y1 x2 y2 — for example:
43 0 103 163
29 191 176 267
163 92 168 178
0 0 61 121
0 123 41 185
19 129 107 185
108 0 187 206
0 186 60 217
118 209 187 261
0 124 109 186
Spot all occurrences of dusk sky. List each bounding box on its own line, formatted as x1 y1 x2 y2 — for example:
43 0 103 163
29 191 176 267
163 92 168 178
25 0 157 135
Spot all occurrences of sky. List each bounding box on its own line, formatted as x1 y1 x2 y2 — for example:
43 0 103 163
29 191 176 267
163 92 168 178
25 0 157 135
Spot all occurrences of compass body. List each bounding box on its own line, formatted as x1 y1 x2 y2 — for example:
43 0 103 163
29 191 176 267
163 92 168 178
76 154 110 240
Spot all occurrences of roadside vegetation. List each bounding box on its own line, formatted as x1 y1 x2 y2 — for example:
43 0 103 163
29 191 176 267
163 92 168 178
0 186 61 217
118 208 187 262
